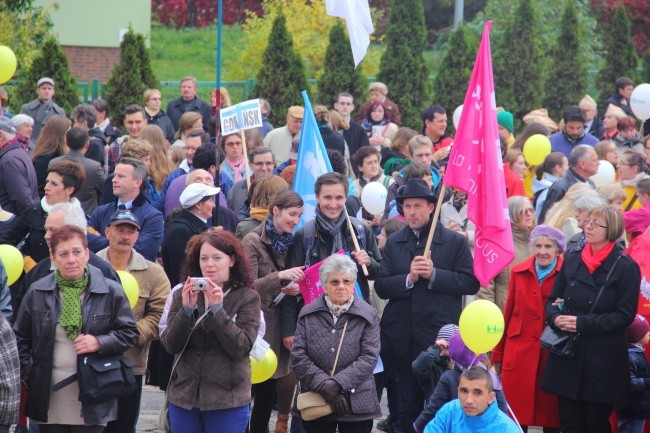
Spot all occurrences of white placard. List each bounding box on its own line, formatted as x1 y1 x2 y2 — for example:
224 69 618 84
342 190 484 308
220 99 263 135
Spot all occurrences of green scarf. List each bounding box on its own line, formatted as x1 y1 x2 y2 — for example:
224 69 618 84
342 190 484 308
55 268 89 340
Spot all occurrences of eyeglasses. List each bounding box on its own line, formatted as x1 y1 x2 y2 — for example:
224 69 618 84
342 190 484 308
584 219 608 229
520 207 534 215
225 141 242 147
327 278 354 287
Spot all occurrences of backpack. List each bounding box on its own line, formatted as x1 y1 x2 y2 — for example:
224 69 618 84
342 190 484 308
302 218 367 268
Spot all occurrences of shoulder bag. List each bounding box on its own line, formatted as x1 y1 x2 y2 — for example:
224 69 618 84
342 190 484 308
541 255 622 357
296 320 348 421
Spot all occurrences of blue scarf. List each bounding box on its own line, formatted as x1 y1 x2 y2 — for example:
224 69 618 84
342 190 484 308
535 257 557 285
264 216 294 255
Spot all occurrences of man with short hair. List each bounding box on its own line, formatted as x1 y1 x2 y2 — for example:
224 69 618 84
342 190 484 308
107 104 148 174
264 106 304 165
99 210 170 433
423 367 520 433
88 158 164 261
50 127 105 213
227 146 274 214
71 103 106 168
334 92 370 162
91 99 121 145
422 105 453 164
19 77 66 140
166 76 211 131
539 144 598 222
549 105 599 157
258 98 274 138
602 76 635 117
356 82 402 126
0 117 38 215
376 178 479 433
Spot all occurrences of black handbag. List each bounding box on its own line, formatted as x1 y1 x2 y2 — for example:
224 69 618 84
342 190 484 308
541 255 622 358
76 353 137 403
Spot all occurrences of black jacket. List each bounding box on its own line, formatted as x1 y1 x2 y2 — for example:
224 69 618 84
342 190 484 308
540 245 640 403
86 128 107 168
166 96 211 132
13 265 138 424
319 125 346 156
0 202 48 263
539 167 595 223
145 109 176 143
375 221 479 369
615 346 650 419
161 210 207 286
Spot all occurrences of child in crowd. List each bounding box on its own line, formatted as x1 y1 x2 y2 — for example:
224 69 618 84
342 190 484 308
412 324 458 399
615 314 650 433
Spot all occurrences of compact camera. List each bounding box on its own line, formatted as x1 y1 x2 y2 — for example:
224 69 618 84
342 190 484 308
190 277 210 291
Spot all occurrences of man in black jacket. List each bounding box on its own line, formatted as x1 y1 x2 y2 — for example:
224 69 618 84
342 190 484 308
166 76 211 132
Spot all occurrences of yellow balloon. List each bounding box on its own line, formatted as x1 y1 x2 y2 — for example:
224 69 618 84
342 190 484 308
116 270 139 309
459 300 504 355
250 348 278 384
0 46 17 84
523 134 551 166
0 244 23 285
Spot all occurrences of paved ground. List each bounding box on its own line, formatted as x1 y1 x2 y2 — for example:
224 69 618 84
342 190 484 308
136 385 541 432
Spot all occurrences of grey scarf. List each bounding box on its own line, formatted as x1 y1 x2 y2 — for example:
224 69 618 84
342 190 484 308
315 206 347 255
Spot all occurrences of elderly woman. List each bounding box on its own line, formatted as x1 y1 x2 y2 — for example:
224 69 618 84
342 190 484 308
563 192 608 253
291 254 381 433
11 114 35 153
162 230 260 433
541 206 641 433
492 225 567 433
0 160 85 266
13 225 138 432
242 190 305 433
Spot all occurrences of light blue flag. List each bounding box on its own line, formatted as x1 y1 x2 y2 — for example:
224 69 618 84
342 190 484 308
293 90 333 230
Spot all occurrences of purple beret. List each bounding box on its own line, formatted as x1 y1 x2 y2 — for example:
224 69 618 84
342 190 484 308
530 225 567 253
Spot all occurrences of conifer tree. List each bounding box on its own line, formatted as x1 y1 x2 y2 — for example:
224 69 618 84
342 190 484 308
643 49 650 83
317 22 368 108
253 13 307 127
132 32 159 89
596 4 638 102
432 24 476 114
543 2 586 120
492 0 544 123
15 36 78 115
104 30 157 127
376 0 430 128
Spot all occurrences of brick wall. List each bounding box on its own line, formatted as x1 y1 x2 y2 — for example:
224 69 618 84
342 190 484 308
61 46 120 83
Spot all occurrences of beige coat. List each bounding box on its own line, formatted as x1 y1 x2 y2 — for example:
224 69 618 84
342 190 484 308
97 248 170 375
241 223 292 378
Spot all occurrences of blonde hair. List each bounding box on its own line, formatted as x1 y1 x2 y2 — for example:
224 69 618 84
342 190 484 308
168 146 185 168
544 183 596 229
175 111 202 140
605 104 627 121
249 175 288 209
596 184 626 205
121 139 152 160
140 125 173 190
143 88 161 105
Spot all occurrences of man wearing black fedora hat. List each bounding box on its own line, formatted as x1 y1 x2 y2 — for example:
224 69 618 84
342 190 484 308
375 178 479 433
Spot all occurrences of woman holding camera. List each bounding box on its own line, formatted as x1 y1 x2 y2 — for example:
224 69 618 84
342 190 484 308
162 229 260 432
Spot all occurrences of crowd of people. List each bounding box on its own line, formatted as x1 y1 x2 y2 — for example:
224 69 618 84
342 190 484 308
0 72 648 433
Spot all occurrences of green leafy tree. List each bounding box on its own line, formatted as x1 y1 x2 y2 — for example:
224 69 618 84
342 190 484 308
14 36 78 114
543 2 586 120
317 22 368 108
596 4 638 103
377 0 430 128
104 30 159 127
252 13 307 127
644 49 650 83
492 0 543 123
432 24 477 113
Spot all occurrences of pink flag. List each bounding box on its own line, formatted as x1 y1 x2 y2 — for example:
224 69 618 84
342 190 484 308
443 21 514 287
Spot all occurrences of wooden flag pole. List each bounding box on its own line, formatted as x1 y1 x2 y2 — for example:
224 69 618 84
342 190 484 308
240 129 251 190
423 184 447 258
344 207 369 276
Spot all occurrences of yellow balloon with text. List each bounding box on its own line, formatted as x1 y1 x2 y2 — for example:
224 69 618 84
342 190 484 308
459 300 504 355
0 244 23 285
117 270 139 309
523 134 552 166
250 348 278 384
0 46 17 84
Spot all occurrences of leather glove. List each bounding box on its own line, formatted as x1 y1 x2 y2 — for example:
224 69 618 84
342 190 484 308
318 379 342 402
331 394 349 416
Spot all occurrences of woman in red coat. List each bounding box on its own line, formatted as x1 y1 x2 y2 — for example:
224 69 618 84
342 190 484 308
492 225 566 433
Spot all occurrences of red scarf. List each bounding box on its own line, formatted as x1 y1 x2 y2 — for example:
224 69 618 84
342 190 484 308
581 242 616 274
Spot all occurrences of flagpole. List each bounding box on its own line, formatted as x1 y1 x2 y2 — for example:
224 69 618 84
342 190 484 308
344 208 369 276
240 130 251 190
423 184 447 258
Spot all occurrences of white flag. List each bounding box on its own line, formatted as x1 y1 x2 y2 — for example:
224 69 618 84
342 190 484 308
326 0 374 68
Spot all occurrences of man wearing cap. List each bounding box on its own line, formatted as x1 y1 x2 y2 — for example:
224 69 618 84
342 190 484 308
88 157 164 261
166 76 212 132
161 182 220 286
264 106 304 165
19 77 66 140
356 82 402 126
0 117 38 215
375 178 479 433
98 210 170 433
497 110 515 148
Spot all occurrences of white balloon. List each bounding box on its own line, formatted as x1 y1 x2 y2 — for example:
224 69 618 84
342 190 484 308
590 160 616 187
453 105 464 129
630 83 650 121
360 182 388 216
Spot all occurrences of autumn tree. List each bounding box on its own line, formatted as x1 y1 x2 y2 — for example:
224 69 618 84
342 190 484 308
252 13 307 126
317 22 368 108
